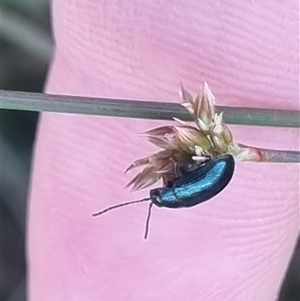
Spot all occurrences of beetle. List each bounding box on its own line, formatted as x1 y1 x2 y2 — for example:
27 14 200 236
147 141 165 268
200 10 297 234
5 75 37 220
93 154 235 239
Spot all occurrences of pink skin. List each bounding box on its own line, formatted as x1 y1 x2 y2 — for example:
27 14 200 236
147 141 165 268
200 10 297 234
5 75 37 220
27 1 299 300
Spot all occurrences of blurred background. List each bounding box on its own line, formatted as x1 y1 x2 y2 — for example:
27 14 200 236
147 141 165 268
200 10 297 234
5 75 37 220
0 1 299 300
1 1 51 300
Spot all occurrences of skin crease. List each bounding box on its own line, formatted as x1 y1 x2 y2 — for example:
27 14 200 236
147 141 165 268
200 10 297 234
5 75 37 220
27 1 299 300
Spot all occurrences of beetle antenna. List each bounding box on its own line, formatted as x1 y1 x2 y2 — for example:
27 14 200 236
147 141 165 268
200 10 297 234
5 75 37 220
144 202 154 240
92 198 151 217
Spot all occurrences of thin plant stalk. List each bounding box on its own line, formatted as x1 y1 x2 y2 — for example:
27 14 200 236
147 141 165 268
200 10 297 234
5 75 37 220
0 89 299 164
1 89 299 128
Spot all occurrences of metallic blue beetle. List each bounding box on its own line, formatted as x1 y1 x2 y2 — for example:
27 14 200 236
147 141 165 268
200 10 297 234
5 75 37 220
93 154 235 239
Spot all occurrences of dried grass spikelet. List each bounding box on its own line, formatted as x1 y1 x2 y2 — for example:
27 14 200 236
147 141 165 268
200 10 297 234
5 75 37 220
126 82 262 191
